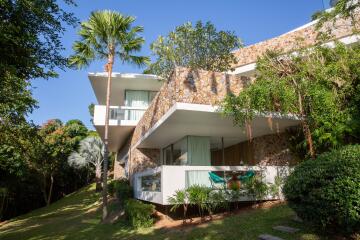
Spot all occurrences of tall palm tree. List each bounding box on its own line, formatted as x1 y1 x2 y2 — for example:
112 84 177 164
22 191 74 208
69 10 149 220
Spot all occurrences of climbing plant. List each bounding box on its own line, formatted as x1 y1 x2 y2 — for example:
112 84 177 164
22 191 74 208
222 42 360 158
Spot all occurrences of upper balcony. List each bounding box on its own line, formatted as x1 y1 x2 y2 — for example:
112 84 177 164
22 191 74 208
89 73 163 106
89 73 163 152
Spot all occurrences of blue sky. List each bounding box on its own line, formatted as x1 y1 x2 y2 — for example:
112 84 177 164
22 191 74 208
29 0 330 129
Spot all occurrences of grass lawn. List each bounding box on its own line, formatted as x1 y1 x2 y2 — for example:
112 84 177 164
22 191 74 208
0 184 328 240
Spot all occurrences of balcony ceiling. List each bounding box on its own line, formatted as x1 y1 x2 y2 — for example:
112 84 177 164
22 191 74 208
89 73 163 106
95 125 135 152
137 103 302 149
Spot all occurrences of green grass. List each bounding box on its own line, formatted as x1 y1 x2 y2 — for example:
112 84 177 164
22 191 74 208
0 184 327 240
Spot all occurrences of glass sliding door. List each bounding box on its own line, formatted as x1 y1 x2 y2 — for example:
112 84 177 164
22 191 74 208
161 136 210 166
172 137 188 165
187 136 211 166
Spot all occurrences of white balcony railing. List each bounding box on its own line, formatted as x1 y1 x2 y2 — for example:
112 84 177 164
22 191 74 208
94 105 148 125
133 165 292 205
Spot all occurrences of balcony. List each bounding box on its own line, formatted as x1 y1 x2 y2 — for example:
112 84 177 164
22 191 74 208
93 105 147 126
93 105 148 152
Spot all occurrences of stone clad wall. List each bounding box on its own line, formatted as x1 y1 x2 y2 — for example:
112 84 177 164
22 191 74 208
121 67 295 177
232 14 359 68
130 68 249 148
112 12 360 178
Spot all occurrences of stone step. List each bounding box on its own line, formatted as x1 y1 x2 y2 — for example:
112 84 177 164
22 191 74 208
292 215 303 223
258 234 285 240
273 225 300 233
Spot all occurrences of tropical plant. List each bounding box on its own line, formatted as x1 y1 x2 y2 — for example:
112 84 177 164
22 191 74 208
208 190 228 214
168 189 189 222
187 185 211 219
222 42 360 158
283 145 360 234
146 21 242 78
268 176 284 199
68 136 104 192
69 10 149 220
242 177 269 201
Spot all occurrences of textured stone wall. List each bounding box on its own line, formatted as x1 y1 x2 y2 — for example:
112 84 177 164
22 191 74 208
252 133 298 166
123 67 294 177
232 13 359 68
131 68 251 149
115 14 359 178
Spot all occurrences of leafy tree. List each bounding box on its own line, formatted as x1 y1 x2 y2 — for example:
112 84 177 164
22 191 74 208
0 121 45 219
146 21 242 78
222 42 360 158
0 0 77 120
69 10 149 220
68 136 105 192
37 119 88 206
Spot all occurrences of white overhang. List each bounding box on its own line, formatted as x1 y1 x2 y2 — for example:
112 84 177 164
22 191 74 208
88 73 163 105
95 124 135 152
135 103 301 149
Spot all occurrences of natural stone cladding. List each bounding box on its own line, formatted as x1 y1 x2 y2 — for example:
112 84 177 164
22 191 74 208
232 13 359 68
116 14 359 178
120 67 295 177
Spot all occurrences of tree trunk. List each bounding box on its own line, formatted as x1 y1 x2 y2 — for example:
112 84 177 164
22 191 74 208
95 164 102 192
302 121 315 158
102 52 114 221
296 86 315 159
42 174 48 204
47 174 54 206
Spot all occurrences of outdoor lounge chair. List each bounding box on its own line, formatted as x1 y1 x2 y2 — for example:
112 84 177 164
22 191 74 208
237 170 255 182
208 172 227 189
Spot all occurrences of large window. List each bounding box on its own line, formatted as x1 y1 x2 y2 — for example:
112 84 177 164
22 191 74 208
125 90 157 107
141 172 161 192
124 90 157 120
162 136 210 166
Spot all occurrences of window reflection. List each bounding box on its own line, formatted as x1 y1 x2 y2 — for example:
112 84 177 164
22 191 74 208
141 172 161 192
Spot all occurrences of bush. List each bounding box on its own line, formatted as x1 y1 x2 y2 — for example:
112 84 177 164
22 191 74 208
113 179 132 204
283 145 360 234
242 176 268 200
124 199 155 228
187 185 211 218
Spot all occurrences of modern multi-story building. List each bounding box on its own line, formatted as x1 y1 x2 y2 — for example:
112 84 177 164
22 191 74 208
89 13 359 205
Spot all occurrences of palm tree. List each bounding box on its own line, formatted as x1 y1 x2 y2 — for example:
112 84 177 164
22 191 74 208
69 10 149 220
68 136 105 192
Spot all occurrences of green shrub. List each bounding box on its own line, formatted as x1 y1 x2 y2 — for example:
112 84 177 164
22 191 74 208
113 179 132 204
168 189 188 221
242 176 268 200
283 145 360 234
124 199 155 228
187 185 211 218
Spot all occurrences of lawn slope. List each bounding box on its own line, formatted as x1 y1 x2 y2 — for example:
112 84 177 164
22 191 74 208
0 184 324 240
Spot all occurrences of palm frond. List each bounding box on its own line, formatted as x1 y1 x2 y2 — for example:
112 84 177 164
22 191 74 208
70 10 148 69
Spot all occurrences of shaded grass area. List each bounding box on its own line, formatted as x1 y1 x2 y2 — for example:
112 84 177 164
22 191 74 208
0 184 327 240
